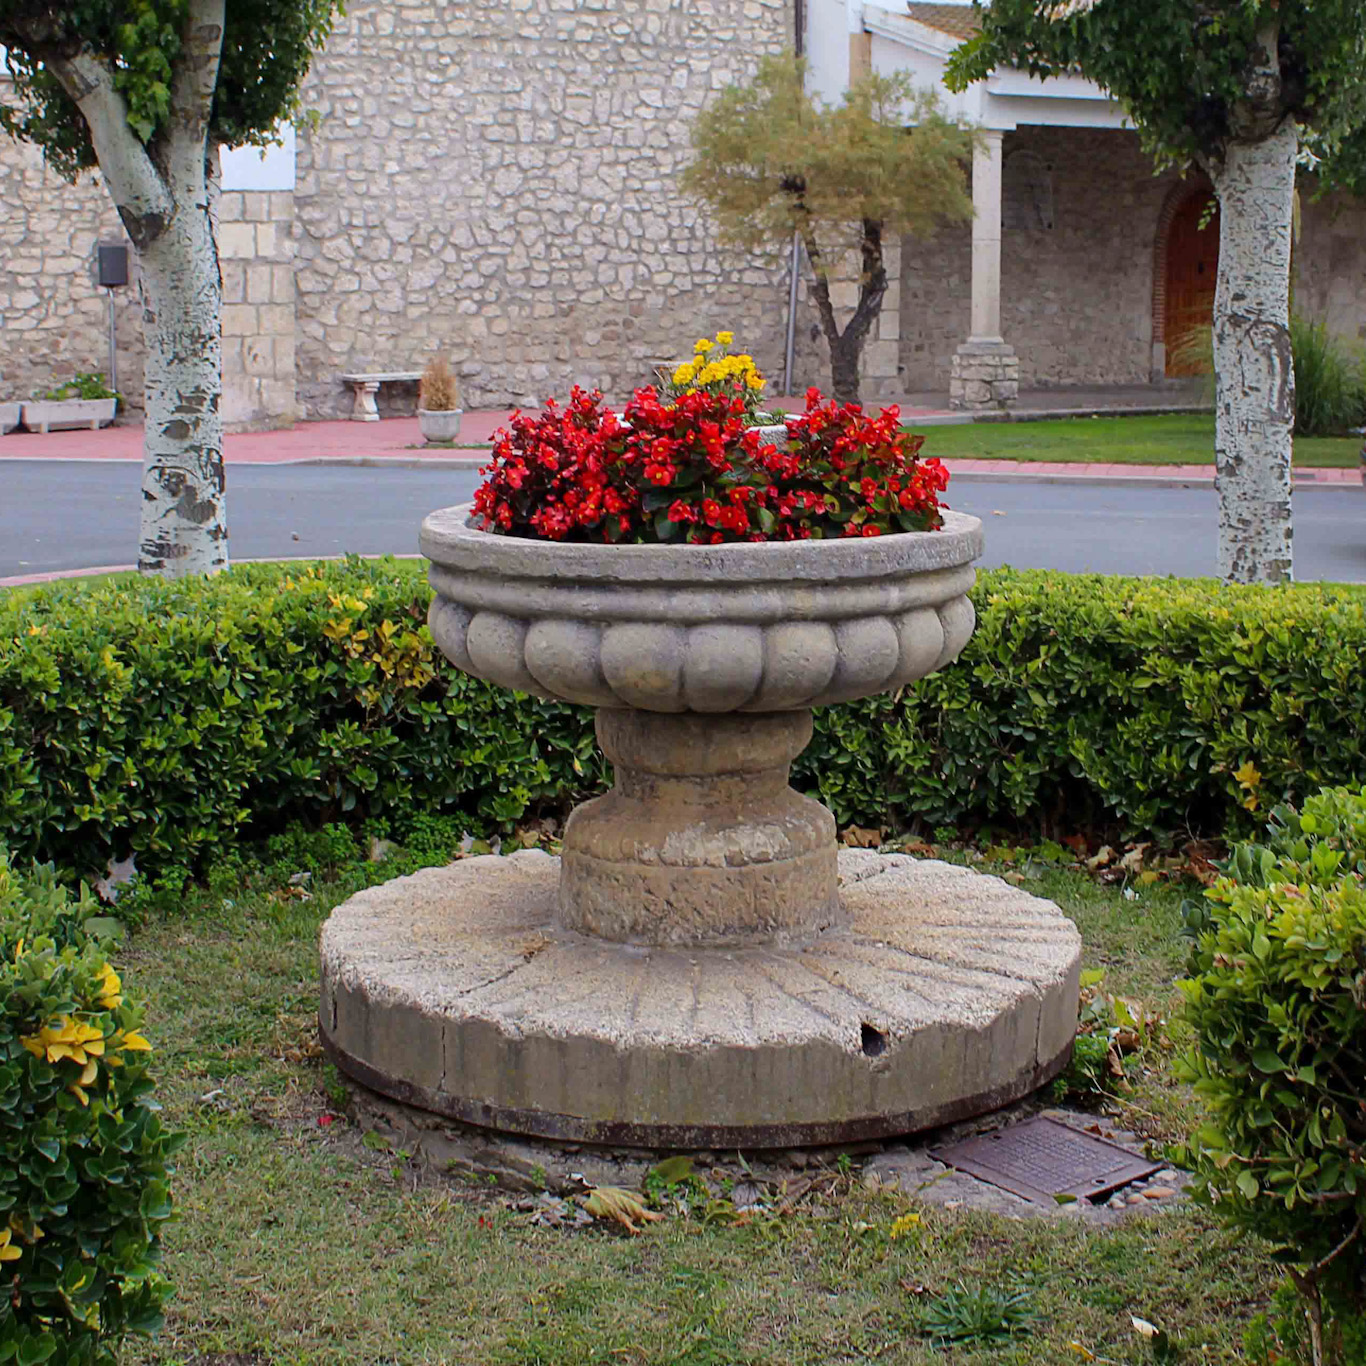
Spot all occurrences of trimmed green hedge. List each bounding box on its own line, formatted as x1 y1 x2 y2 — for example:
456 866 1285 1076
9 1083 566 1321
3 559 1366 875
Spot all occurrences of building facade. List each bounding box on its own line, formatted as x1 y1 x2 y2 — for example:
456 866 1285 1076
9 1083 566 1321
2 0 1363 426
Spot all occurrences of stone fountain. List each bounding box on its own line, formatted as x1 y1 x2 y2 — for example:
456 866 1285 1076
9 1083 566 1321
319 505 1081 1147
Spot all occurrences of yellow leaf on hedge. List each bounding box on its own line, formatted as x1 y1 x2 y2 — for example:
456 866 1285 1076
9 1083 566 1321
118 1031 152 1052
1233 760 1262 790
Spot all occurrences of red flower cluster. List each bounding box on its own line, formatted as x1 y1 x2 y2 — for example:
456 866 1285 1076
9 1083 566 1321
472 385 948 545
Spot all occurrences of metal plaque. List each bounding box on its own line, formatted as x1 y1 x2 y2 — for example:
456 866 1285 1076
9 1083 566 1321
930 1116 1161 1205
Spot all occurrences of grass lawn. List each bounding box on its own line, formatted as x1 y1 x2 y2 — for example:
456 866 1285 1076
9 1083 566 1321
115 834 1280 1366
912 413 1360 468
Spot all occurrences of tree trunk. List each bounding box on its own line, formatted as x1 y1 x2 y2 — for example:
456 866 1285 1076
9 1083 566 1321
44 0 228 578
799 220 888 407
1209 121 1297 583
136 192 227 574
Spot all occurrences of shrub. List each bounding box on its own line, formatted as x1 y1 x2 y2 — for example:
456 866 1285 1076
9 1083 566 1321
418 357 459 413
1176 788 1366 1365
4 562 1366 878
0 558 606 876
0 857 180 1366
1291 314 1366 438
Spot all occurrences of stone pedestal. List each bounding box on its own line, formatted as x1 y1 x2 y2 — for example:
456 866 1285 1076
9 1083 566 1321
950 340 1021 411
560 710 839 945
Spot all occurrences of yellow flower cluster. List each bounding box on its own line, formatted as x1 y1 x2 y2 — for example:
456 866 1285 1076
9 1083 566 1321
18 961 151 1106
670 330 766 395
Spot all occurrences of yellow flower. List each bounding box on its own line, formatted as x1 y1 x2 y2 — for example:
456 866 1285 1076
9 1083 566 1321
95 963 123 1011
694 338 713 354
672 362 697 386
888 1212 921 1240
716 331 734 346
747 373 766 391
20 1016 106 1066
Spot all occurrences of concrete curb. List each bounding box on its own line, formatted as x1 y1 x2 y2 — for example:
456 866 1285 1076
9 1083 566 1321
940 470 1354 490
0 552 423 590
3 452 1356 487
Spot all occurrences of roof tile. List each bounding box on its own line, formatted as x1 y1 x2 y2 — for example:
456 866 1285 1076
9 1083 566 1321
903 3 982 40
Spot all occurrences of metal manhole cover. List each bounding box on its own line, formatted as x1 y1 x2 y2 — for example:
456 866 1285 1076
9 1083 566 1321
930 1116 1161 1205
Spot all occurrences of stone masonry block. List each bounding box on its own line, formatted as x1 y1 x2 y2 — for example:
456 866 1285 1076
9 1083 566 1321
221 303 258 337
217 222 257 260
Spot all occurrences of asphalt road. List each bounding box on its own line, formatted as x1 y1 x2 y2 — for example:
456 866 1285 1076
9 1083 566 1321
2 459 1365 581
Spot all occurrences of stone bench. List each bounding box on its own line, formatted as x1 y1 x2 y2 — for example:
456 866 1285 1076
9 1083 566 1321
340 371 422 422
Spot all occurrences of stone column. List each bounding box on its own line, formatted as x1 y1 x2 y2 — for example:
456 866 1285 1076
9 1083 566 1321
950 130 1020 411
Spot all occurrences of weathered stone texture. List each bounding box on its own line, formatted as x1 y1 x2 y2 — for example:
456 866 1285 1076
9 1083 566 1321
292 0 822 418
0 125 146 410
901 127 1187 392
219 190 298 429
1294 185 1366 345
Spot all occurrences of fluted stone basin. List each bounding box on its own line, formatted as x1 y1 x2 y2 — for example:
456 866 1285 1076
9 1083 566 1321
318 504 1082 1144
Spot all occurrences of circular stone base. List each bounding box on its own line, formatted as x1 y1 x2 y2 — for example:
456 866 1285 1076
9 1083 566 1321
319 850 1082 1147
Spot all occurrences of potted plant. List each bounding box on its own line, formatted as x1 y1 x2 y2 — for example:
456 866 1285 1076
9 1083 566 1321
20 373 119 434
417 356 462 443
425 384 977 937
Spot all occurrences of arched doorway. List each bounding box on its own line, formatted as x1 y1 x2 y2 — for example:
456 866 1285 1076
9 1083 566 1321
1163 190 1220 376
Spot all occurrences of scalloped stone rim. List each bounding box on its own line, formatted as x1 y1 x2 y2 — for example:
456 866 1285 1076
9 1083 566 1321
421 505 984 713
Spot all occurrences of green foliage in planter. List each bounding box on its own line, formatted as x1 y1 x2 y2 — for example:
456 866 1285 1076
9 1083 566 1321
41 374 120 406
0 857 180 1366
1175 788 1366 1364
3 562 1366 878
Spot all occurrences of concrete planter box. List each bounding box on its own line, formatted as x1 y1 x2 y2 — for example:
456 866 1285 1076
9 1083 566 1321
0 403 20 435
21 398 117 433
418 407 463 442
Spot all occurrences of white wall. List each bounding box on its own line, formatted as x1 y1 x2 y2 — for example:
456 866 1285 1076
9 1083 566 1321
220 126 297 192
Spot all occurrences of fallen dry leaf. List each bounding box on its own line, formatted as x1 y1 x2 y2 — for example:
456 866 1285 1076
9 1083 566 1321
841 825 883 849
582 1186 664 1235
1086 845 1116 871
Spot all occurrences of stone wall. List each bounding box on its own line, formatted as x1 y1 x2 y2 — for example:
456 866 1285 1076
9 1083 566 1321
220 191 298 429
0 125 146 411
292 0 823 419
900 126 1188 393
1294 186 1366 345
0 106 296 429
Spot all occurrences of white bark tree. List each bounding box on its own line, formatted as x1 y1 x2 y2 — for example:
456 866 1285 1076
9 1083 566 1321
0 0 339 577
1211 109 1297 582
51 8 227 574
948 0 1366 584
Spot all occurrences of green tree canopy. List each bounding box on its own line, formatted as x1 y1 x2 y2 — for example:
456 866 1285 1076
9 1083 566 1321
684 54 974 404
948 1 1366 169
0 0 338 179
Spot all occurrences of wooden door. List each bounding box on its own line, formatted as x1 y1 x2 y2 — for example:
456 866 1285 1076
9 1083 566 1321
1165 193 1220 376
